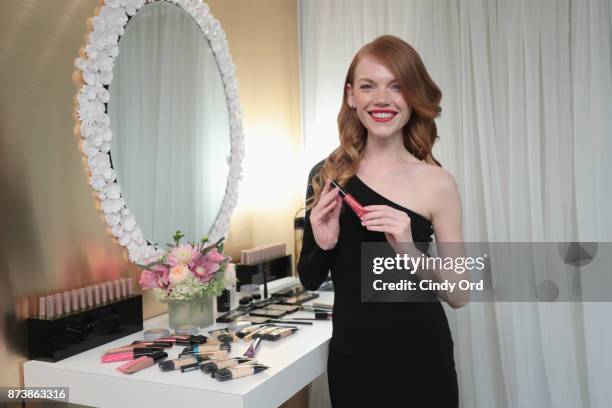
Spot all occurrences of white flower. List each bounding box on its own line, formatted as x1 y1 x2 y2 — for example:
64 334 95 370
90 175 106 191
121 214 136 231
111 225 123 237
103 183 121 199
105 213 121 227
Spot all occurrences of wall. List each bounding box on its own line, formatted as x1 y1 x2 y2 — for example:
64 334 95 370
0 0 302 390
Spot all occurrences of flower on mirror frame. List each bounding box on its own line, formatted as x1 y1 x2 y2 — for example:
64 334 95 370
167 244 197 266
169 264 192 285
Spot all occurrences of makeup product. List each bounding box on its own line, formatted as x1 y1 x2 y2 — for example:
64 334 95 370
114 280 122 299
216 308 246 323
93 284 101 305
331 179 368 218
287 312 332 320
117 351 167 374
236 315 271 324
101 347 163 363
208 329 237 344
213 364 269 381
300 306 331 313
100 283 108 304
312 302 333 310
181 350 229 360
105 342 171 354
120 278 128 298
235 324 267 339
127 278 134 295
250 325 280 340
268 319 313 326
70 290 79 311
227 321 252 332
243 337 262 358
175 325 198 336
143 328 171 341
172 335 220 346
178 353 234 373
54 294 63 317
159 355 206 372
38 297 46 319
249 308 287 318
106 282 115 302
78 288 87 310
62 292 71 315
264 327 299 341
179 343 230 357
239 297 252 308
201 358 254 374
45 296 54 319
266 304 300 313
279 292 320 305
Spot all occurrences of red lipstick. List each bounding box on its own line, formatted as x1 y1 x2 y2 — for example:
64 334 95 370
368 109 398 123
331 180 368 218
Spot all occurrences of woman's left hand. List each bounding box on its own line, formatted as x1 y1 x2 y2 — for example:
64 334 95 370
360 205 413 252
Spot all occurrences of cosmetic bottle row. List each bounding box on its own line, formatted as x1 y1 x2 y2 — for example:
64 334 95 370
37 278 134 320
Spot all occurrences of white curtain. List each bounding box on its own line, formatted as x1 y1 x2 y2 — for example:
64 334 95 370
109 2 230 246
299 1 612 407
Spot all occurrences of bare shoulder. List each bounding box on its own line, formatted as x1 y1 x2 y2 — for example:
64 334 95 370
414 163 458 196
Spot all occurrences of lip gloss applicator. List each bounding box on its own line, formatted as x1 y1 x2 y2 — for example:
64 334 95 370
330 180 368 218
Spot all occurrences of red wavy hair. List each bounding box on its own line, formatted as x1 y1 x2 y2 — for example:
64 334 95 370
307 35 442 210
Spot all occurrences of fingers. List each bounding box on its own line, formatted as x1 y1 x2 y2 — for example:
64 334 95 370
315 180 339 210
312 196 339 222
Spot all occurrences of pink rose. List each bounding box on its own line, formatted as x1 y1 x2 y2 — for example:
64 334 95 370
169 264 192 284
139 263 169 290
139 270 161 289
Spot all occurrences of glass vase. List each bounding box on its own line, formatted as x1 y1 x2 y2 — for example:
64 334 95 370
167 296 214 330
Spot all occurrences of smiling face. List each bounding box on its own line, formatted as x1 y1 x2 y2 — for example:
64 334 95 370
347 55 411 140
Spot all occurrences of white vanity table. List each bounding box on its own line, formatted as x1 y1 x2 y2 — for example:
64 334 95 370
24 292 333 408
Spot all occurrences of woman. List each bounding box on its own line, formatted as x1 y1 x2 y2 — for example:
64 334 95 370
298 35 465 407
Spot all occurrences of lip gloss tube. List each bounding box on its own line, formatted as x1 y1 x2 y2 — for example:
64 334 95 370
330 180 368 218
71 290 79 311
114 280 122 299
46 296 55 319
78 288 87 310
93 284 101 305
86 286 94 308
62 291 71 315
120 278 127 298
38 296 46 319
54 294 63 317
106 282 115 302
127 278 134 295
100 283 108 304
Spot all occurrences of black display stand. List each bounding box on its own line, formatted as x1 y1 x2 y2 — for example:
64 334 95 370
236 254 292 297
26 295 143 362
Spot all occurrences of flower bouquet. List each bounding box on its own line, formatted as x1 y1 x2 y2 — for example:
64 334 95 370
137 231 231 329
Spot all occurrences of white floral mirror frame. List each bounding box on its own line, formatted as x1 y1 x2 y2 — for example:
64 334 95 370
72 0 244 264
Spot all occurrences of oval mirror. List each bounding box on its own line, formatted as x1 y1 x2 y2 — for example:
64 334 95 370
74 0 244 264
109 1 230 247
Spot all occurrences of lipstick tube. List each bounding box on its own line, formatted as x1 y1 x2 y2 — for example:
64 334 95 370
101 347 164 363
330 180 368 218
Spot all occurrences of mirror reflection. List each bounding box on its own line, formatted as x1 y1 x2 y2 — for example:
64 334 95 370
109 1 230 246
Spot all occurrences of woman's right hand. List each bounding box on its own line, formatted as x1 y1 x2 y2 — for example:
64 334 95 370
310 179 342 250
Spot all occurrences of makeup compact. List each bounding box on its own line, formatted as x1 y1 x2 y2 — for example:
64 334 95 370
248 308 287 318
143 328 170 341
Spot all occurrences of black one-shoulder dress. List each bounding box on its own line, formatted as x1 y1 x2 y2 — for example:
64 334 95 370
298 163 458 407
